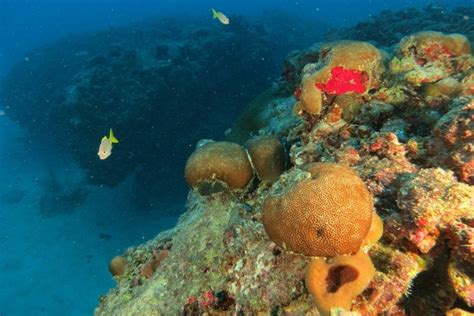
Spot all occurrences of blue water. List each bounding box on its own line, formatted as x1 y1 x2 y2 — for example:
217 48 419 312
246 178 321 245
0 0 472 315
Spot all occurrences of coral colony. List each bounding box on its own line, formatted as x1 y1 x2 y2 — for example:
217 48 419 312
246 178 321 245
94 30 474 315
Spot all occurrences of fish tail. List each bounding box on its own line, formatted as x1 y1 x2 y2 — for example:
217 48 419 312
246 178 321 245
109 128 119 143
211 8 218 18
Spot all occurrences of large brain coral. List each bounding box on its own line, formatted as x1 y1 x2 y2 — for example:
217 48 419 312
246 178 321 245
262 162 373 257
184 141 253 194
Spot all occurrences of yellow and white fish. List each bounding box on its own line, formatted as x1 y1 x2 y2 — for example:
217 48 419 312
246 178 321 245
98 128 119 160
211 8 229 25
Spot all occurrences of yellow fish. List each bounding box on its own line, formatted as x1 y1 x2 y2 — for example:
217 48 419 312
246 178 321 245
98 128 119 160
211 8 229 25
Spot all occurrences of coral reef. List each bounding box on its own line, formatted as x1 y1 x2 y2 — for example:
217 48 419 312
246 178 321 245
429 101 474 184
95 28 474 315
331 5 474 48
397 168 473 253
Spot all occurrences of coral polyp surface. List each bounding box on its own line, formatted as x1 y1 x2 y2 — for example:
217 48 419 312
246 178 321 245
262 162 373 257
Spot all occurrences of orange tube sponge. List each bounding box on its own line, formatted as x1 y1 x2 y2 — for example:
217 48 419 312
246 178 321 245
246 135 286 184
305 251 375 316
262 162 373 256
184 141 253 194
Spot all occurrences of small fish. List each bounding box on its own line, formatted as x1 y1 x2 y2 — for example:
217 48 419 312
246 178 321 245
98 128 119 160
211 8 229 25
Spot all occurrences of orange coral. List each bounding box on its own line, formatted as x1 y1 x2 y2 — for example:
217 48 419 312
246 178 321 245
184 141 253 194
423 77 461 97
141 250 168 279
446 308 474 316
262 162 373 256
108 256 128 277
246 135 286 184
363 212 384 246
305 251 375 316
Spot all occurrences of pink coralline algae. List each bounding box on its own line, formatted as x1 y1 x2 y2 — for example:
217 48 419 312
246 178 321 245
397 168 474 254
199 290 217 309
428 100 474 185
424 43 455 61
315 66 368 95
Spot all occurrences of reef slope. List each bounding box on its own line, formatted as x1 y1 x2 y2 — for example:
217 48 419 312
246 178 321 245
96 30 474 316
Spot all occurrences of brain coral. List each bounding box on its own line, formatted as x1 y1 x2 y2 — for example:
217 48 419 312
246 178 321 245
262 162 373 257
246 135 286 184
184 141 253 194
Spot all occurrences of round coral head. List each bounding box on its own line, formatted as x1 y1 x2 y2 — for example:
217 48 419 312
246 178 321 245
185 141 253 194
246 135 286 184
305 251 375 316
109 255 128 277
262 162 373 256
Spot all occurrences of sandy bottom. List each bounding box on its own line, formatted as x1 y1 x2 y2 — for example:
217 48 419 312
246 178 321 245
0 117 181 315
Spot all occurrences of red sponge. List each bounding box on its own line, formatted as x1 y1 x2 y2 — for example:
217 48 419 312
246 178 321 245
316 66 367 95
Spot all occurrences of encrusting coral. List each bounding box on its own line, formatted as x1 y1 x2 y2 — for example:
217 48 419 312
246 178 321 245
262 162 373 257
397 168 474 253
398 31 471 61
428 100 474 184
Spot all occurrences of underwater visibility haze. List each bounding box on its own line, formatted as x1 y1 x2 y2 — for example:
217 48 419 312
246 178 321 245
1 0 473 315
